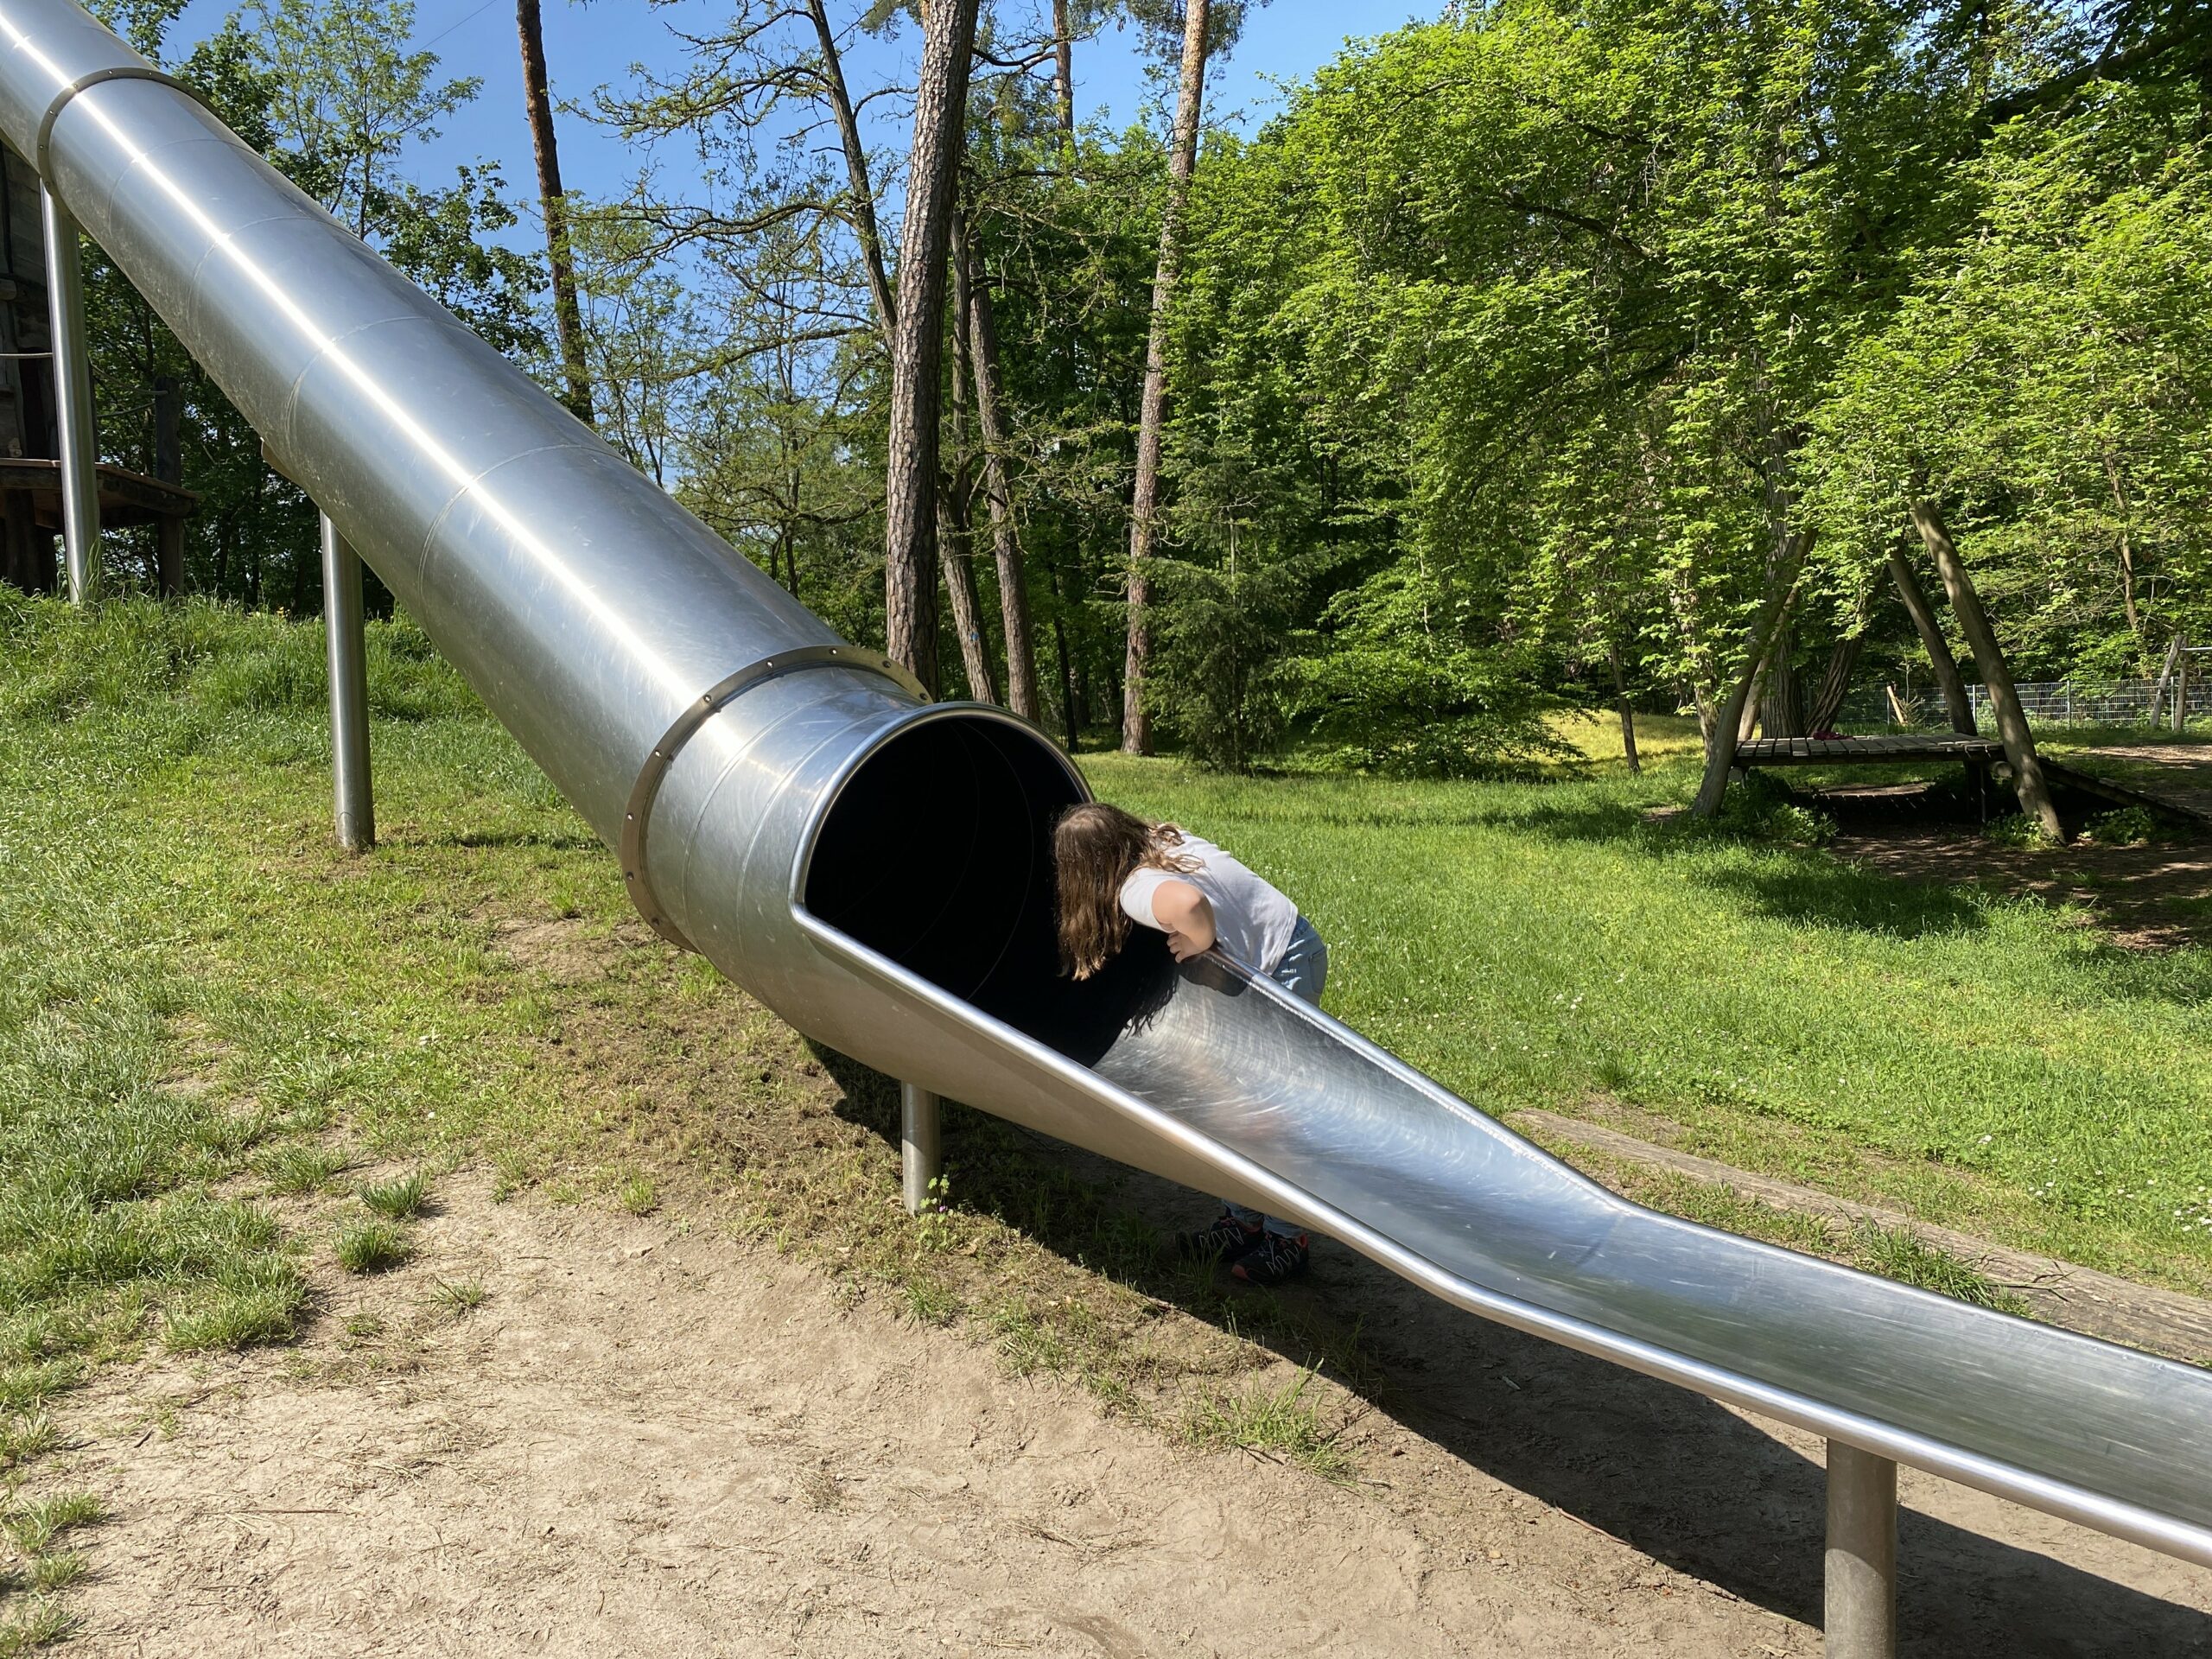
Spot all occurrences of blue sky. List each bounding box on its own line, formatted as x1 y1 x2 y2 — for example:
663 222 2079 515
165 1 1425 209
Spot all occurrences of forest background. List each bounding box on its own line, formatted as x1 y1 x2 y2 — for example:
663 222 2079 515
56 0 2212 779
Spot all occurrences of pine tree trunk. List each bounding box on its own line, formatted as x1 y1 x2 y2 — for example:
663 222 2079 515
955 213 1041 722
1886 548 1975 734
882 0 979 697
939 491 996 702
1122 0 1210 754
1911 500 2063 840
516 0 593 423
942 244 996 703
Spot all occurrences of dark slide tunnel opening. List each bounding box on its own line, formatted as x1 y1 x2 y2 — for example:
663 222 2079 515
802 715 1175 1065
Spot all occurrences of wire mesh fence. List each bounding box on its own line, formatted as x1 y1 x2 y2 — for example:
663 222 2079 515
1837 673 2212 733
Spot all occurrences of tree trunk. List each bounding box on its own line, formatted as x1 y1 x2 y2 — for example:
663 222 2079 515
1887 547 1975 734
516 0 593 423
1804 630 1866 734
1756 616 1806 739
1046 550 1080 750
942 243 996 703
938 492 996 702
808 0 896 350
1911 499 2063 841
1609 640 1640 774
1692 531 1810 818
954 213 1041 723
1122 0 1210 754
882 0 979 697
1052 0 1076 149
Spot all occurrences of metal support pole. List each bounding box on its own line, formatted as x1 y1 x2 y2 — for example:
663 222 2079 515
321 514 374 852
900 1082 941 1215
1825 1440 1898 1659
42 184 100 604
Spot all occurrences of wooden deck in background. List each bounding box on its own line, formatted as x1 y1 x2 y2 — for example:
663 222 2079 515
1734 733 2004 766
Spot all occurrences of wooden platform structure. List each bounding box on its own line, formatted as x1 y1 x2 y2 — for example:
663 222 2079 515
1735 732 2004 767
0 141 196 595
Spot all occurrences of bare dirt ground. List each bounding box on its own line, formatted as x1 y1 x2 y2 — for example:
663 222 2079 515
40 1170 2212 1658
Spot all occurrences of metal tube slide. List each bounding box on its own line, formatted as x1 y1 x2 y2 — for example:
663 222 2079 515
9 0 2212 1577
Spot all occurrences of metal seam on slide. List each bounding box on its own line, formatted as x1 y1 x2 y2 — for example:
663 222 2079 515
620 646 928 951
34 65 202 181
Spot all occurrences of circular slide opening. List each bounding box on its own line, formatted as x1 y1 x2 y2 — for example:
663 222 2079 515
801 712 1174 1063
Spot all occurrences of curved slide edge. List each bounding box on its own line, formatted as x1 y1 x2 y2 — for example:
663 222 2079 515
795 909 2212 1571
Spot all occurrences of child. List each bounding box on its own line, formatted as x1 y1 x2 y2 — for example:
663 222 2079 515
1052 801 1328 1286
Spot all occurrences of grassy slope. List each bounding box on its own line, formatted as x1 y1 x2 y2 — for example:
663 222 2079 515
6 597 2212 1408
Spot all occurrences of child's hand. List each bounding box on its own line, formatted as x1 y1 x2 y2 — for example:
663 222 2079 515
1166 930 1208 963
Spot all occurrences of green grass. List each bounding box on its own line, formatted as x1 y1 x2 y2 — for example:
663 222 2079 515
359 1173 429 1219
1081 748 2212 1293
334 1220 410 1274
6 592 2212 1512
1183 1363 1357 1483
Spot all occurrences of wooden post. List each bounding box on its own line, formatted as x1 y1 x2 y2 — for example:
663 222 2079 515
2147 636 2180 727
1912 501 2063 841
2175 638 2190 735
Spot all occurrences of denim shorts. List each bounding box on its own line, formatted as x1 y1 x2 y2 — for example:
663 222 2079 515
1268 915 1328 1005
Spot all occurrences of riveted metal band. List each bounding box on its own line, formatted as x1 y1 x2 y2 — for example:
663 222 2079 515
619 645 927 951
35 66 206 181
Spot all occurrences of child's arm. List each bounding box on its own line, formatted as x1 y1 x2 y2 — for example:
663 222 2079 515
1147 880 1217 962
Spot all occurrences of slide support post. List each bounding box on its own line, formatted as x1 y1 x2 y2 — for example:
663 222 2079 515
901 1082 941 1215
43 184 100 604
1825 1440 1898 1659
321 513 375 852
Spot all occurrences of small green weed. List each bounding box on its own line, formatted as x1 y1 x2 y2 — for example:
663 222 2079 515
359 1173 429 1219
28 1551 82 1593
2084 806 2168 847
427 1278 486 1317
334 1220 410 1274
1985 810 2058 849
256 1142 349 1194
0 1596 78 1655
990 1302 1071 1376
617 1175 658 1217
1184 1365 1357 1484
0 1414 56 1471
3 1492 105 1554
343 1313 385 1338
899 1275 960 1326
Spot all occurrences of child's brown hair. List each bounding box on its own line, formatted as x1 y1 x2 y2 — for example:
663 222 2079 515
1053 802 1198 979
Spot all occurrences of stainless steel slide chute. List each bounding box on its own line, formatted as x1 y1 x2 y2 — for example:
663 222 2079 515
7 0 2211 1620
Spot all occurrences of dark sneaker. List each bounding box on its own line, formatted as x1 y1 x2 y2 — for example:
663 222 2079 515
1230 1231 1311 1287
1179 1210 1262 1262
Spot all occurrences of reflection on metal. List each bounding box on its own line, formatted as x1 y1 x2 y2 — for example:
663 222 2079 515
1826 1440 1898 1659
39 180 94 601
320 513 372 853
901 1083 941 1217
10 4 2212 1642
617 643 926 950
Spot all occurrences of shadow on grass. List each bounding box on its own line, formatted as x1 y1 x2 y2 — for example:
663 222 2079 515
809 1041 2207 1655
